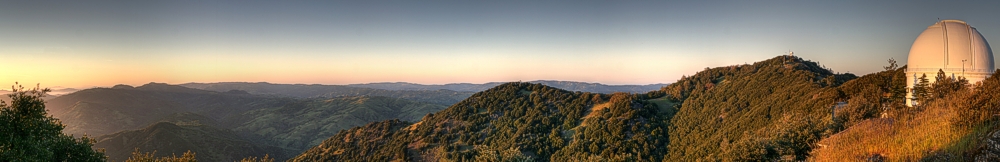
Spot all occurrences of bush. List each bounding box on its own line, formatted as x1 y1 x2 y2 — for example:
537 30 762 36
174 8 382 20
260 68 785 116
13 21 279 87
0 83 106 161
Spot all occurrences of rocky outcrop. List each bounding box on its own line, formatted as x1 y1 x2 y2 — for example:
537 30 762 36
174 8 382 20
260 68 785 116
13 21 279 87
974 130 1000 161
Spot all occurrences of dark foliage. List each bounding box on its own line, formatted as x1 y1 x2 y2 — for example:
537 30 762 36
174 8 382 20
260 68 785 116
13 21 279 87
293 82 672 161
662 56 857 161
956 69 1000 127
0 83 106 161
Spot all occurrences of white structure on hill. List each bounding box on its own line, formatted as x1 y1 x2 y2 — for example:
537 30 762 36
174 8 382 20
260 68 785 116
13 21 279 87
906 20 994 106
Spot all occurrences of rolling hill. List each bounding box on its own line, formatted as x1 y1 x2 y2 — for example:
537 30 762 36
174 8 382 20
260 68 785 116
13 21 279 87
45 83 279 136
232 95 448 152
94 122 275 162
44 83 450 161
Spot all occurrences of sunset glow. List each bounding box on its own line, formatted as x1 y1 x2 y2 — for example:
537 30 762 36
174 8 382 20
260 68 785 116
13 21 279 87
2 1 999 88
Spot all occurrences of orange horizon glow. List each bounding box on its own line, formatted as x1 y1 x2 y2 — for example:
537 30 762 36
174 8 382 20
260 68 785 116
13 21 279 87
1 49 709 89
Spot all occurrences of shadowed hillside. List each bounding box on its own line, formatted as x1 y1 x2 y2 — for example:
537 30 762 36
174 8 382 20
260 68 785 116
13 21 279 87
45 83 282 136
94 122 277 162
233 95 447 152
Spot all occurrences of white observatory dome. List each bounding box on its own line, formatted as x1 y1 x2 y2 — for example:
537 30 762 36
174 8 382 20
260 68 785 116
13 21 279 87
906 20 994 106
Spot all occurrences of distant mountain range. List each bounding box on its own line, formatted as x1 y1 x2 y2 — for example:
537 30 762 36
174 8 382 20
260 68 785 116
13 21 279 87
44 83 450 161
345 80 666 93
179 82 473 105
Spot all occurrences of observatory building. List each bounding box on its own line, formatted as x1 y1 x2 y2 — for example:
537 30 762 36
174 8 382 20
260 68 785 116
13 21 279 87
906 20 994 106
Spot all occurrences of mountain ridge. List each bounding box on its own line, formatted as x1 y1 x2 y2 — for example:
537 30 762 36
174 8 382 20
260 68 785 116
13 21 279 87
43 82 451 161
290 55 867 161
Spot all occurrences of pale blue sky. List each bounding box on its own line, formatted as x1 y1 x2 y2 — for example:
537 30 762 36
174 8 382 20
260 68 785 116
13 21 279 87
1 0 998 87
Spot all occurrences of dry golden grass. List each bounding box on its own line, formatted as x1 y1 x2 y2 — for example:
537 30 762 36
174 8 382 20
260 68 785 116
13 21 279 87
810 104 984 161
583 102 611 119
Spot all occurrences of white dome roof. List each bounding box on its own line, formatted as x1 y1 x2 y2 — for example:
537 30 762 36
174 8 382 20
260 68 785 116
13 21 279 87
907 20 994 74
905 20 994 106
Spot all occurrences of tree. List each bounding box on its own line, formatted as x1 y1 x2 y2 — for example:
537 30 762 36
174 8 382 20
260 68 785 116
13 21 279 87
0 83 106 161
932 69 960 99
883 58 898 71
911 74 932 106
880 58 905 109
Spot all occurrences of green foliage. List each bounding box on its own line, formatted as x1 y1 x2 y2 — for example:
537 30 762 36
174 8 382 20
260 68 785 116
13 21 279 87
832 65 906 129
0 83 106 162
912 74 932 106
955 70 1000 127
472 145 534 162
292 83 670 161
290 119 412 162
662 56 853 161
931 69 969 101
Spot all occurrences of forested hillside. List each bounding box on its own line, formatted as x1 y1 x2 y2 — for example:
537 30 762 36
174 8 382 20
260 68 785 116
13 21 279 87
662 56 857 161
292 82 672 161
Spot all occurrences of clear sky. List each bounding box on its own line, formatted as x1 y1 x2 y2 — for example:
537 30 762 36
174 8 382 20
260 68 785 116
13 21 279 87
2 0 999 88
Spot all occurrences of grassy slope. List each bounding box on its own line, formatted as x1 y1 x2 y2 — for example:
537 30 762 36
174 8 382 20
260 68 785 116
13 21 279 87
811 70 1000 161
810 105 989 161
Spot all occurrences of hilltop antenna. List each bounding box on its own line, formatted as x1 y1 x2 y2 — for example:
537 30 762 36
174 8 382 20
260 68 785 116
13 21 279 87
783 50 794 63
